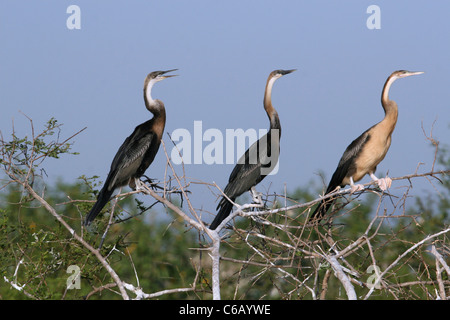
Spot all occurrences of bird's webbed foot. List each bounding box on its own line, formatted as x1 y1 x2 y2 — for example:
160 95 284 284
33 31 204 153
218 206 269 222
350 184 364 194
132 178 145 192
141 175 164 191
250 187 263 206
349 177 364 194
370 173 391 191
378 177 392 191
129 177 146 192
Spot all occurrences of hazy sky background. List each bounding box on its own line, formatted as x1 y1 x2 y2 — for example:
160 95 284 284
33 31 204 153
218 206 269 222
1 1 449 223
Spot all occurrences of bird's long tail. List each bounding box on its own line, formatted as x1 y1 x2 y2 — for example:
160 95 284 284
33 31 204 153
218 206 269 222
309 179 342 223
210 196 235 230
309 197 335 222
84 187 114 226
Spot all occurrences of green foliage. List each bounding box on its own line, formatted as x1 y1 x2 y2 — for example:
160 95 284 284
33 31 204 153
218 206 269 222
0 180 204 300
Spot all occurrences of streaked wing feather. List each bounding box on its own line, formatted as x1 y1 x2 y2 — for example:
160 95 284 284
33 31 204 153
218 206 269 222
108 131 154 189
327 130 371 192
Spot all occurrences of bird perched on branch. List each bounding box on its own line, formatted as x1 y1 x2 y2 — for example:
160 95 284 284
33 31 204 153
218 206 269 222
84 69 177 226
209 69 296 230
310 70 423 222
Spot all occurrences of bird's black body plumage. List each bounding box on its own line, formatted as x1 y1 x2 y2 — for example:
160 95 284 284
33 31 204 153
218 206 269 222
310 129 371 221
211 128 279 230
209 69 295 230
84 69 176 226
84 120 161 225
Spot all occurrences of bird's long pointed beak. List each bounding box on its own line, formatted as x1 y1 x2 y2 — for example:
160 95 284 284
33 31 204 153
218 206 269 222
162 74 178 79
280 69 297 75
403 71 424 77
162 68 178 74
161 69 179 78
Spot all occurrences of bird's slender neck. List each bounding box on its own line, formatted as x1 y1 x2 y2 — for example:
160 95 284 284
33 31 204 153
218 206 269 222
144 79 166 117
264 77 281 131
380 74 399 134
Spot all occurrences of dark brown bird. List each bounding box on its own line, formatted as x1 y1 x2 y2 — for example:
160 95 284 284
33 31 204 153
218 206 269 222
209 69 296 230
310 70 423 222
84 69 177 226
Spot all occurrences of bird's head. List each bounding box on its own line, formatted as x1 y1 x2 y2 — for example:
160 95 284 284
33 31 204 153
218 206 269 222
382 70 424 104
266 69 296 93
144 69 178 108
269 69 297 80
392 70 424 80
145 69 178 84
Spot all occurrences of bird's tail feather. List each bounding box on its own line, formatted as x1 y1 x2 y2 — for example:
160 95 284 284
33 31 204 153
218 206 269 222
309 197 335 222
84 187 114 226
309 180 341 222
210 197 235 230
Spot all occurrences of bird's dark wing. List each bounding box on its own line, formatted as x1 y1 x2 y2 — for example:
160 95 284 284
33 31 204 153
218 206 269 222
226 131 278 198
210 156 262 230
107 123 155 191
84 121 156 226
326 129 371 193
210 131 280 230
310 129 371 221
224 162 262 200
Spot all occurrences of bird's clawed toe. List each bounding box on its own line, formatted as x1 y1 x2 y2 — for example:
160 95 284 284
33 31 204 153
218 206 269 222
350 184 364 194
376 177 392 191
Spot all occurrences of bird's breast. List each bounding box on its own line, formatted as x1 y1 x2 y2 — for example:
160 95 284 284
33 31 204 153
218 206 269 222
353 130 392 182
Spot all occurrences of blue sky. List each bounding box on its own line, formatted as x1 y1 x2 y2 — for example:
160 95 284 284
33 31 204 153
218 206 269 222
1 1 449 222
